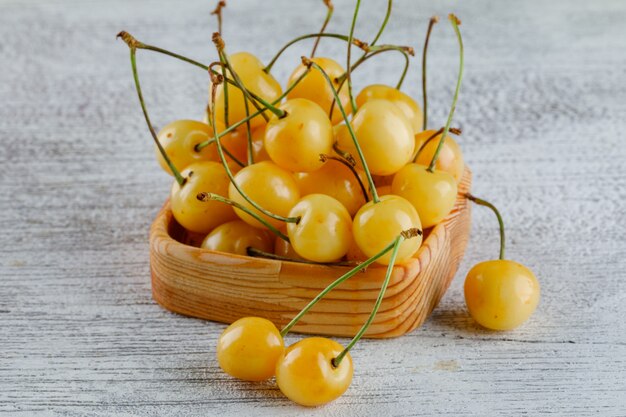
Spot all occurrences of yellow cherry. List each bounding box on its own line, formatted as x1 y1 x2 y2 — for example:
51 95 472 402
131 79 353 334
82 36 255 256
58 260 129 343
413 129 438 153
464 260 540 330
286 194 352 263
352 195 422 265
336 99 414 175
250 126 271 162
287 57 351 125
156 120 245 174
293 159 367 216
264 98 333 172
212 52 282 130
201 220 274 255
415 134 465 183
275 337 353 407
170 161 237 234
228 161 300 229
356 84 423 134
391 164 458 229
216 317 284 381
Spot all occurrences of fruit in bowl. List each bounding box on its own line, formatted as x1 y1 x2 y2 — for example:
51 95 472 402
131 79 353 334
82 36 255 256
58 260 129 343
118 1 539 407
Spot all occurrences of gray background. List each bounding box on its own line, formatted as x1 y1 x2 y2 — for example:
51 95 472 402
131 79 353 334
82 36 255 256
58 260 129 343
1 0 625 415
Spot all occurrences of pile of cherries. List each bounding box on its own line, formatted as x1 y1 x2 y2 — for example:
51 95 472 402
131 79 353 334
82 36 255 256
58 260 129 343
119 0 540 407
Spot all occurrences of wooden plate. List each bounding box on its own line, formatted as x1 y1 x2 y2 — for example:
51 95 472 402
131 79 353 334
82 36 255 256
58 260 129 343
150 168 471 338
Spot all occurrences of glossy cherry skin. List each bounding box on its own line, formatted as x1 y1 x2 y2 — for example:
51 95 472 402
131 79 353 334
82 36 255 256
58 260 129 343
201 220 274 255
293 159 367 216
250 126 271 162
156 119 246 174
287 57 351 125
228 161 300 229
216 317 284 381
414 133 465 183
275 337 353 407
356 84 423 134
170 162 237 234
352 195 423 265
392 164 458 229
264 98 333 172
335 99 415 176
286 194 352 263
212 52 283 130
464 260 540 330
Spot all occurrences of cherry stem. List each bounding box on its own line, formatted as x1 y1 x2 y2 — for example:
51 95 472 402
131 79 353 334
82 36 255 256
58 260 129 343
304 58 380 203
333 234 403 367
208 78 300 225
311 0 334 58
412 126 462 162
427 15 463 173
346 0 361 114
118 35 186 186
422 16 439 131
279 229 418 338
213 33 286 120
369 0 392 47
195 67 311 151
212 43 254 164
246 247 357 267
264 33 367 74
466 193 506 260
116 31 276 122
329 45 413 118
332 142 357 166
197 192 289 242
319 154 369 203
211 1 226 35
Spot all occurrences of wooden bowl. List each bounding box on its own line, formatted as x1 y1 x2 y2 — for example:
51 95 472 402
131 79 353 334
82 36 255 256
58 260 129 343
150 168 471 338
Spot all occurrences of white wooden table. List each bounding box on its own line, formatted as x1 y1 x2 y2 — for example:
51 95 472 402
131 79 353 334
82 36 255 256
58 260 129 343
2 0 625 415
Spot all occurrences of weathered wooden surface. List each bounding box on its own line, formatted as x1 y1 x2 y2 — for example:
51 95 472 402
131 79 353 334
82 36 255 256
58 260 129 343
1 0 625 416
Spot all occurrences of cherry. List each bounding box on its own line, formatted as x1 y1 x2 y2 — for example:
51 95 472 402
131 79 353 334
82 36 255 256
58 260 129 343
216 317 284 381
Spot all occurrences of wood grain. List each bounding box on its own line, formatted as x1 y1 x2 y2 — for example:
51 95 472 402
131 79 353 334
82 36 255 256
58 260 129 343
1 0 625 416
150 171 471 338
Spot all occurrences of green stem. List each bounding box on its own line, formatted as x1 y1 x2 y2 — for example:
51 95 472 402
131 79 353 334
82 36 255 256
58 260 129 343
117 32 274 122
208 80 300 225
332 142 357 166
466 194 505 260
329 45 411 118
422 16 439 131
311 0 334 58
346 0 361 114
413 127 443 162
333 235 403 367
320 154 369 203
427 15 463 173
125 45 185 186
413 127 462 162
197 192 289 242
264 33 366 73
216 49 254 164
196 67 311 151
280 238 397 337
306 59 379 203
246 247 357 267
214 36 287 119
369 0 392 47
